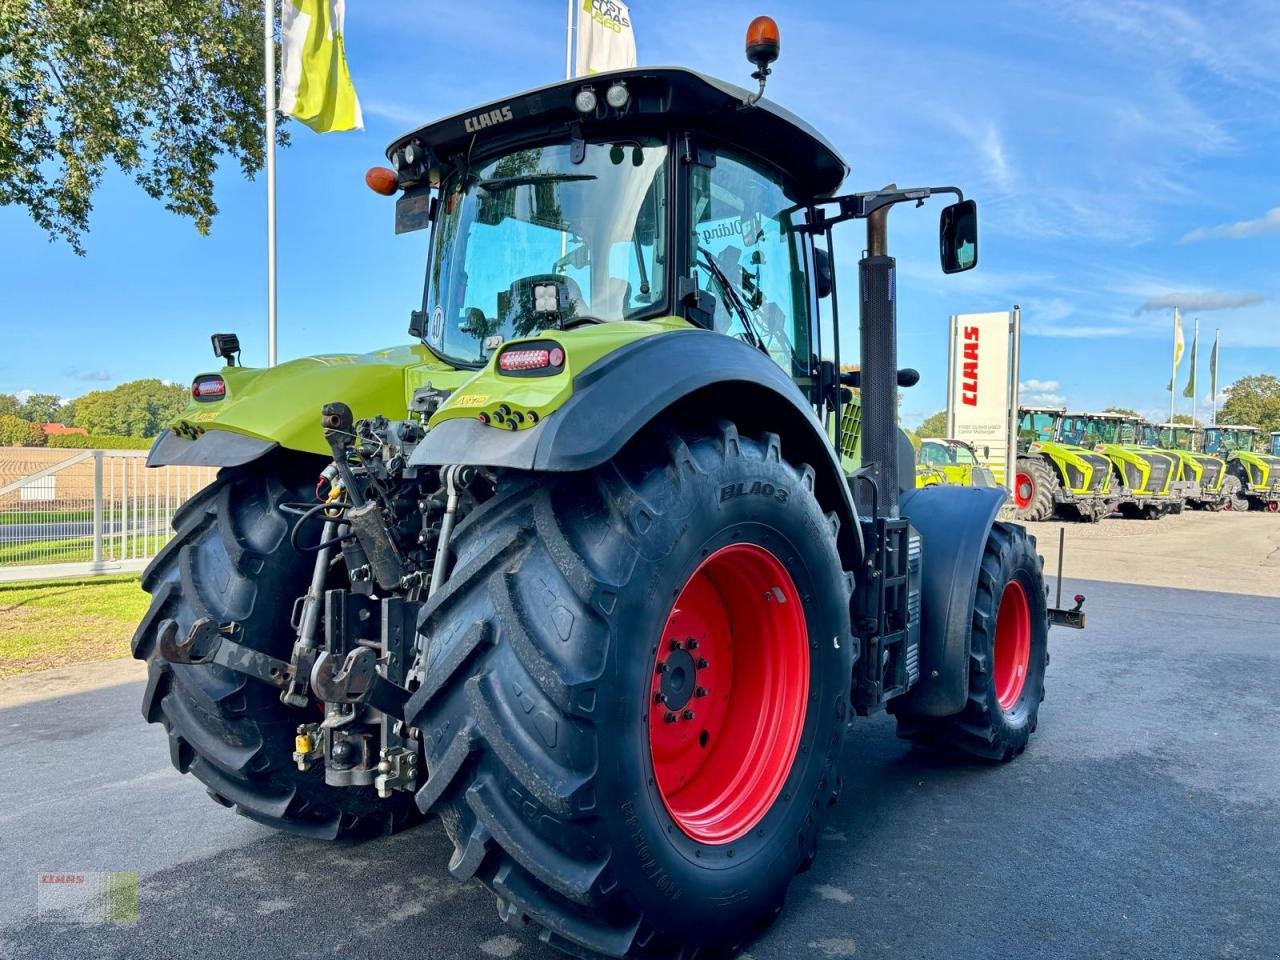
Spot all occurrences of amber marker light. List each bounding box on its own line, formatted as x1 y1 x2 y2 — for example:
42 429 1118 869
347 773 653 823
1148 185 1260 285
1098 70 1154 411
745 16 780 69
365 167 399 196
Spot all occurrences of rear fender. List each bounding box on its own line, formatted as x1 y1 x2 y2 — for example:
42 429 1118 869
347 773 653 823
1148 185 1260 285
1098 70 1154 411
410 328 864 566
893 483 1006 717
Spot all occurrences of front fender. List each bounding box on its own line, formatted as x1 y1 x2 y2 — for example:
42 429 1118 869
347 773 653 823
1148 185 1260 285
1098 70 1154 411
895 483 1006 716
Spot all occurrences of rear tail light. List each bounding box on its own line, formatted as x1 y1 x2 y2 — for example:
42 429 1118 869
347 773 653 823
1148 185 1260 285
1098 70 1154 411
192 375 226 401
497 341 565 376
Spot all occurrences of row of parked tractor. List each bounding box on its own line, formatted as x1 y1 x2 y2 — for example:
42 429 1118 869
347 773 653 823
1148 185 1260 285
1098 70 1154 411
915 408 1280 522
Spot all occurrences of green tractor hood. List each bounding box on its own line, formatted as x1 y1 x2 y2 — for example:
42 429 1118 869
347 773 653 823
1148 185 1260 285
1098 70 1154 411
152 344 471 465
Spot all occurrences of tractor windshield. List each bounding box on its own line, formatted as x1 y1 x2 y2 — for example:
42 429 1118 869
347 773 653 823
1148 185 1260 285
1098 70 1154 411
421 139 669 364
1018 411 1060 444
1159 426 1195 450
1272 434 1280 457
1205 428 1252 454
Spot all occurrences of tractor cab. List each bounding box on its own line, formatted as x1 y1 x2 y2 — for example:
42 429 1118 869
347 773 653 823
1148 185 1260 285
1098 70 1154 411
1272 432 1280 458
382 63 977 495
1017 406 1066 449
1203 425 1258 455
1158 422 1202 452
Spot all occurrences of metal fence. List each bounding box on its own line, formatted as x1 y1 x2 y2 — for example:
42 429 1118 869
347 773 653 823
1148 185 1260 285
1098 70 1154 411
0 448 217 583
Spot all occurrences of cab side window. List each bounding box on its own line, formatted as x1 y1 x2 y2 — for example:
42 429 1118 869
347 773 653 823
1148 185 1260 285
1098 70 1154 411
689 151 810 379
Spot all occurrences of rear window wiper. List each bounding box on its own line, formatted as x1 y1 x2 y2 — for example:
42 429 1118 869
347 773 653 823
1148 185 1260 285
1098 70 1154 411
476 173 597 191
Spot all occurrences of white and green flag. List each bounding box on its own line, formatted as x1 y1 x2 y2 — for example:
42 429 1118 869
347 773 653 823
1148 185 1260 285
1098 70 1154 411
1182 323 1198 400
575 0 637 76
1167 308 1184 392
280 0 363 132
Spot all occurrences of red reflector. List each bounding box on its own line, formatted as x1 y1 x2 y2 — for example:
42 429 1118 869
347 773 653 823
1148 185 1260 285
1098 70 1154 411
192 377 226 399
499 348 551 371
548 346 565 367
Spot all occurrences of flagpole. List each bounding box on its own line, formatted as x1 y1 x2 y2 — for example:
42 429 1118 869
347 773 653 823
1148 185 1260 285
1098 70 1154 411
265 0 278 368
565 0 575 79
1169 308 1177 424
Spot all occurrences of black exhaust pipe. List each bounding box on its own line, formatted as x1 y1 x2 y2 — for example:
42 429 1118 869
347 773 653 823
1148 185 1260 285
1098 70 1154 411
859 196 899 517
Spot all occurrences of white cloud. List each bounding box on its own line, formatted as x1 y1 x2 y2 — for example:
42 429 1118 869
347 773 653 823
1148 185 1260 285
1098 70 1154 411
1181 206 1280 243
1134 291 1268 314
1020 379 1067 407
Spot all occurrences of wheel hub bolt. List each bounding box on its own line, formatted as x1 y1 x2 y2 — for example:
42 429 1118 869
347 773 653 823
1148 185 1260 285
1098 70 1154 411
669 639 682 651
696 657 709 669
656 662 669 674
664 711 678 724
654 692 667 704
695 687 708 698
685 638 699 649
681 709 696 721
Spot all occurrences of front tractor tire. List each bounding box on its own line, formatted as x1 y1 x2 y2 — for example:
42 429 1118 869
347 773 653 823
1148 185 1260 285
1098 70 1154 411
1013 457 1058 522
1217 475 1248 512
407 421 854 958
132 458 418 838
896 522 1049 762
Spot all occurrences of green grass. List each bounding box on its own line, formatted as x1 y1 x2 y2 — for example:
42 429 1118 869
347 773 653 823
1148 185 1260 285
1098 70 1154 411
0 509 93 525
0 575 149 677
0 537 95 565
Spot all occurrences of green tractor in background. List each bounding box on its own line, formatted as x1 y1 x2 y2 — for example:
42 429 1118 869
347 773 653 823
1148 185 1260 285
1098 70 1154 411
1272 431 1280 458
1013 406 1113 522
1156 422 1246 511
1061 412 1178 519
916 437 998 489
1204 425 1280 512
128 28 1083 959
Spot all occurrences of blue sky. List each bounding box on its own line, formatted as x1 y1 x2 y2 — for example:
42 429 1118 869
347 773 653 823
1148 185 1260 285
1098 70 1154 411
2 0 1278 427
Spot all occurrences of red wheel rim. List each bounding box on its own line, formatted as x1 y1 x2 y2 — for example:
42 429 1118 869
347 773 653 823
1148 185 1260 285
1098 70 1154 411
1014 473 1034 509
993 579 1031 711
1268 501 1279 513
648 543 809 845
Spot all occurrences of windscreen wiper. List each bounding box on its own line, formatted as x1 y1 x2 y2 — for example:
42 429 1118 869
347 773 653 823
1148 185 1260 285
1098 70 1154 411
477 173 597 191
696 248 767 353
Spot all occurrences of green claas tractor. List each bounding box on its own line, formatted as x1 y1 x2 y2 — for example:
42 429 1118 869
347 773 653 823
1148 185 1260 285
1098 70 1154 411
132 25 1084 959
1156 422 1246 511
916 437 998 489
1013 406 1113 522
1061 412 1178 519
1203 425 1280 512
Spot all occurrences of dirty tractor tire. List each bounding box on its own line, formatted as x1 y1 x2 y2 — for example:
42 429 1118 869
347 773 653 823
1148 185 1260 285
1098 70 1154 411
132 456 419 838
894 522 1049 762
1013 457 1057 522
1217 475 1249 512
407 421 854 958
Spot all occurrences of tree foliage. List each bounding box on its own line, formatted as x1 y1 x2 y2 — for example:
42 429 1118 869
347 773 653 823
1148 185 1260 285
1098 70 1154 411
0 1 280 253
917 409 948 437
0 390 72 423
1220 374 1280 434
0 413 42 446
72 378 187 437
1103 406 1141 418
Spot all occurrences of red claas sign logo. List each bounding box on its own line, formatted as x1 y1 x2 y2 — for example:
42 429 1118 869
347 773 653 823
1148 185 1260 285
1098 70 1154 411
961 326 979 406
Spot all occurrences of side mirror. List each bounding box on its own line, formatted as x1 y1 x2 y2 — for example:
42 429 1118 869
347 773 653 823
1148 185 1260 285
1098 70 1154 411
983 445 991 459
814 247 833 299
939 199 978 274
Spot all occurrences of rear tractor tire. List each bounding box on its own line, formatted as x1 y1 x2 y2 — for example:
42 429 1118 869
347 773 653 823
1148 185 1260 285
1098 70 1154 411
407 420 854 958
132 458 419 839
1013 457 1058 522
895 522 1049 762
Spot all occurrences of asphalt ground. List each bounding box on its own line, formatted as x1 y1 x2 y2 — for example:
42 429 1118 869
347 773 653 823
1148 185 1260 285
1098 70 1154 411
3 574 1277 960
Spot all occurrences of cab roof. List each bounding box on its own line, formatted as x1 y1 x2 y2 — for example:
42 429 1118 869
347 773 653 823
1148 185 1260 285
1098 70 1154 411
385 67 849 197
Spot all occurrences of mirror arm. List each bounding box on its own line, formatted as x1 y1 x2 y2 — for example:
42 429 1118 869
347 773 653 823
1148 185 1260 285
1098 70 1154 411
803 186 965 231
